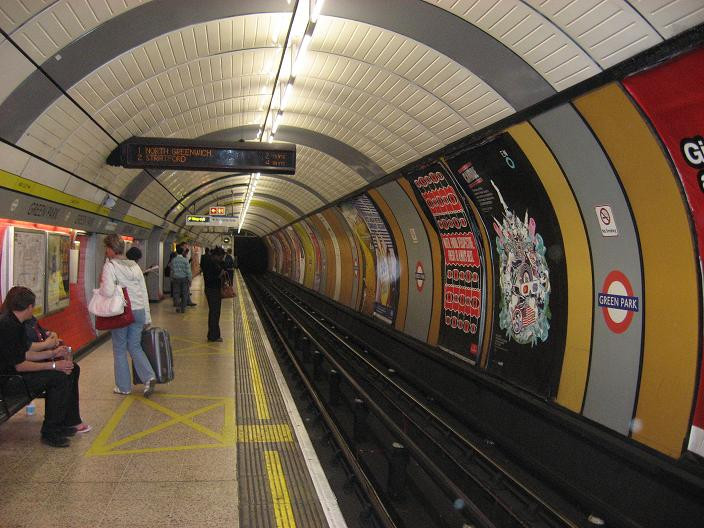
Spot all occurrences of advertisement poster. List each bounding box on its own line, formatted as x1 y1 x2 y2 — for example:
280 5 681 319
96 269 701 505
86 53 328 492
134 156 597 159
623 47 704 457
270 234 283 274
274 231 293 280
46 233 71 313
12 229 47 317
407 163 484 361
339 195 399 323
285 226 304 284
446 133 568 398
303 221 323 293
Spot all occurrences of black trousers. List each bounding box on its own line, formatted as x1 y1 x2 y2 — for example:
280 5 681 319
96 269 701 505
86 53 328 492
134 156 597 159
205 287 222 340
64 363 82 427
22 370 71 435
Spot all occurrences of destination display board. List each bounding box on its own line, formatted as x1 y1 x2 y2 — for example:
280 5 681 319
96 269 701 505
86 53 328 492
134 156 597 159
108 137 296 174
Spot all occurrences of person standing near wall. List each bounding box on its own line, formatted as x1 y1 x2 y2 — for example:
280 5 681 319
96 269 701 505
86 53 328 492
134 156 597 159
101 234 156 397
202 247 226 342
170 246 192 313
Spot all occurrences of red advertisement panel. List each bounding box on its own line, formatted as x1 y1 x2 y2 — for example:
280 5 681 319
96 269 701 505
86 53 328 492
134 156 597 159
623 47 704 457
442 233 480 267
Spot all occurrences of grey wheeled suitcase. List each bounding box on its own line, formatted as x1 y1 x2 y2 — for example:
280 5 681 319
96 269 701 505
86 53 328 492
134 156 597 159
132 327 174 384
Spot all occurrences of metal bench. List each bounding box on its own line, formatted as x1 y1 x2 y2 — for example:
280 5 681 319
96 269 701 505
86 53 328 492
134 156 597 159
0 374 41 424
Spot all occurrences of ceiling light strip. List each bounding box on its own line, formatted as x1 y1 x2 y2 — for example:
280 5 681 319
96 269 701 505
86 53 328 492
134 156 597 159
244 0 324 233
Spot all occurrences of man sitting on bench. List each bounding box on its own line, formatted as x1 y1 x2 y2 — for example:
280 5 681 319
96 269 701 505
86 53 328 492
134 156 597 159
0 287 74 447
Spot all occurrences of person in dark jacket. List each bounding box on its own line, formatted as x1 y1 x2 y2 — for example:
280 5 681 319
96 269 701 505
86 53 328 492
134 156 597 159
224 248 235 285
199 247 210 271
24 316 91 434
0 287 73 447
202 247 226 342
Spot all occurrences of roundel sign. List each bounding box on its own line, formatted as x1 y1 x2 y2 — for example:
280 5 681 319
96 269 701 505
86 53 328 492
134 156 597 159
415 261 425 292
597 270 639 334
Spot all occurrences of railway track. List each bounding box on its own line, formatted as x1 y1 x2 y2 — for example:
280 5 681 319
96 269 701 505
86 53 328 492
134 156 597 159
247 274 587 528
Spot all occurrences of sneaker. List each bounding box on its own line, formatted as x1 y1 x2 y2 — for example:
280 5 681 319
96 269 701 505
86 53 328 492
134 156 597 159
113 387 131 395
187 302 197 307
74 423 92 434
143 378 156 397
41 434 69 448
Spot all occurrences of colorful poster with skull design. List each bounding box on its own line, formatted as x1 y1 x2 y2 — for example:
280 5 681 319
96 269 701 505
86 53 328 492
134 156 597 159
446 133 567 398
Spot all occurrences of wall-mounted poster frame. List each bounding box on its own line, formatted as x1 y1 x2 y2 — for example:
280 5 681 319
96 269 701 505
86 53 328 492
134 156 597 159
46 232 71 313
0 227 48 318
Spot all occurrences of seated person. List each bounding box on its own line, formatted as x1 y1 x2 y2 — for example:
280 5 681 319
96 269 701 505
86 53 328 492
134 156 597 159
0 287 75 447
24 315 91 434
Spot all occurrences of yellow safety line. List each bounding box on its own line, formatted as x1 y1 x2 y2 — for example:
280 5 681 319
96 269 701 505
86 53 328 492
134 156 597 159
236 275 270 420
265 450 297 528
237 424 293 443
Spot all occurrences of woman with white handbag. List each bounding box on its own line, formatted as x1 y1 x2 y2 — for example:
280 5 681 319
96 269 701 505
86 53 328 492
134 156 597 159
99 234 156 397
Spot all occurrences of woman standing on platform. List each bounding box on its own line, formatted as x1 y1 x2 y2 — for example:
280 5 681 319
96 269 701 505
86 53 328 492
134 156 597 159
202 247 226 342
100 234 156 397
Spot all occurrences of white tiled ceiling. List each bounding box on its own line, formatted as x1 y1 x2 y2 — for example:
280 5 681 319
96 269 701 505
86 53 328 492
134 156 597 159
294 145 366 202
2 1 702 235
425 0 701 84
525 0 662 68
0 0 151 62
630 0 704 39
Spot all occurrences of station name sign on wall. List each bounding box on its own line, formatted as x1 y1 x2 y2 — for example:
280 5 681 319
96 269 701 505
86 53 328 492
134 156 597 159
107 137 296 174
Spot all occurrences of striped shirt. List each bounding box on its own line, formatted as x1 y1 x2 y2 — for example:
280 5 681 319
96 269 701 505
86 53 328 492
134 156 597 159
170 254 192 281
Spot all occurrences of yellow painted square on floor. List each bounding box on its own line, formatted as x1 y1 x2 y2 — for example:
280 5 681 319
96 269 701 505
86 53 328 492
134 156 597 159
86 394 236 457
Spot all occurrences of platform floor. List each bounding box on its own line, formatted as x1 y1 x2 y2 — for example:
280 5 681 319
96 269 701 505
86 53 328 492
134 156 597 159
0 272 344 528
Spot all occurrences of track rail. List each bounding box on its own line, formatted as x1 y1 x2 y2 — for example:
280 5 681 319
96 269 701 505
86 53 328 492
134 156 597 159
248 274 585 528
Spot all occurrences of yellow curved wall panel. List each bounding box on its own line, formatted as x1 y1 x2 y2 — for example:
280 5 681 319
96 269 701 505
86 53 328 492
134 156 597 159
293 222 315 288
575 84 699 457
507 123 593 413
323 209 355 309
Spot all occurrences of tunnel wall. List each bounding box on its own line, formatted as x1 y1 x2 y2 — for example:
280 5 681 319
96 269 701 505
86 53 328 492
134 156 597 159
265 46 704 461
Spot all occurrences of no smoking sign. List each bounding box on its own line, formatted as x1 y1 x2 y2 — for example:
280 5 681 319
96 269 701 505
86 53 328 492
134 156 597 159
595 205 618 237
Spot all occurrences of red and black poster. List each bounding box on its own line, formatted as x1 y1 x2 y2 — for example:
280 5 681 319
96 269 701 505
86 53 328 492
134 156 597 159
406 163 484 363
445 133 568 399
623 47 704 457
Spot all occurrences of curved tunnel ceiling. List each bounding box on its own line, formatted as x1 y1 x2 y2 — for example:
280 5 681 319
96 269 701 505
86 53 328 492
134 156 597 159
0 0 701 236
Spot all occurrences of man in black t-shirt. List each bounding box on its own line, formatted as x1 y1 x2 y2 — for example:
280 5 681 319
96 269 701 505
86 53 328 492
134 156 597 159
0 287 73 447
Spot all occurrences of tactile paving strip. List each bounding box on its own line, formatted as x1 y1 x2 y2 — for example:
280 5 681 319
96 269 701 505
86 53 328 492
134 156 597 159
234 271 330 528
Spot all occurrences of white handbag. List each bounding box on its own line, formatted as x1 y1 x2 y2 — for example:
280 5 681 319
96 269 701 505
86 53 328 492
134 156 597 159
88 261 126 317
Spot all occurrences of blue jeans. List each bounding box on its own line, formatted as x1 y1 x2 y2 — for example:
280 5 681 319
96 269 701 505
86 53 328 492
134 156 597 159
111 309 155 392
